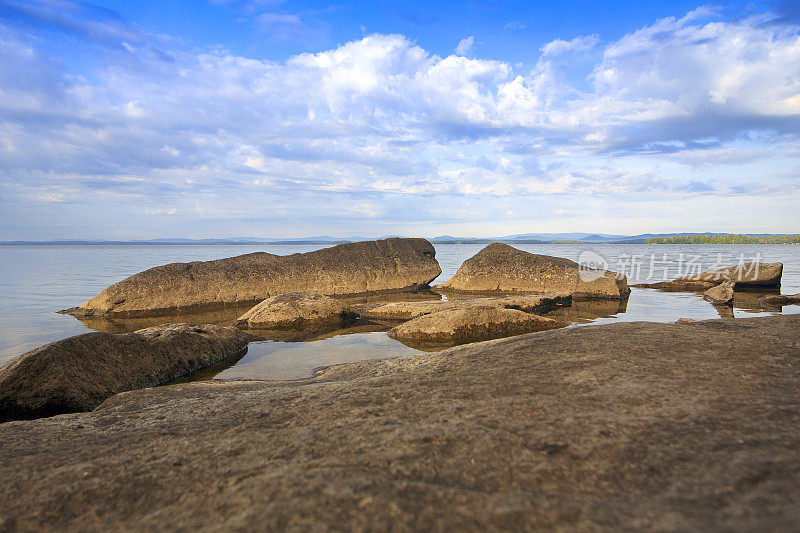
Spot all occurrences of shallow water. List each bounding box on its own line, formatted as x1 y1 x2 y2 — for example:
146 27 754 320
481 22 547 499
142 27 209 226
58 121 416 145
1 243 798 379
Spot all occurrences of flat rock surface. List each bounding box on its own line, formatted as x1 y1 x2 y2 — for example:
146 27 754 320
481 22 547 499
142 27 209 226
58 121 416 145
0 324 249 422
635 262 783 291
1 315 799 530
363 292 570 321
437 243 630 299
388 307 564 346
67 238 442 318
234 292 351 329
761 293 800 306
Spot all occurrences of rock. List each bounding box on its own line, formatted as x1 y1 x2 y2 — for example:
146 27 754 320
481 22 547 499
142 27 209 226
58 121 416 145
703 279 736 305
65 238 442 318
674 318 697 324
363 292 571 321
0 324 248 422
388 307 564 345
436 243 630 299
1 315 799 530
635 262 783 291
761 293 800 306
234 292 355 329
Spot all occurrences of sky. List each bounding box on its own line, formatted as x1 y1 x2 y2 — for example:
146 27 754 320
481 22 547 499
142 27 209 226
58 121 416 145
0 0 799 240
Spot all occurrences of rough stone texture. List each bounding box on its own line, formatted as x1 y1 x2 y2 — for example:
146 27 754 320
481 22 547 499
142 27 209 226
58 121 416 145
761 293 800 306
388 307 565 345
703 279 736 305
437 243 630 299
0 324 248 422
66 238 442 318
635 262 783 291
234 293 353 329
0 315 799 531
363 293 571 321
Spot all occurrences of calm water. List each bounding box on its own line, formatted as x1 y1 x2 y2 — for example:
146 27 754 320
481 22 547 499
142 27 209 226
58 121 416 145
1 243 799 379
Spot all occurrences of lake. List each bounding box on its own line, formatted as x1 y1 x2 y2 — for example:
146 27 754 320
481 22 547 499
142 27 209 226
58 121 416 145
1 243 798 380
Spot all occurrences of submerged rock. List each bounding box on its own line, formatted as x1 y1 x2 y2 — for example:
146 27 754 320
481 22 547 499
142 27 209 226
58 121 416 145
635 262 783 291
65 238 442 318
388 306 564 345
703 279 736 305
761 293 800 306
0 324 248 422
363 292 571 321
234 292 355 329
436 243 630 299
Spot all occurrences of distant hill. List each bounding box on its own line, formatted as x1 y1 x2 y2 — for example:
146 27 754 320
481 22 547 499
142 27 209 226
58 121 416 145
3 232 797 246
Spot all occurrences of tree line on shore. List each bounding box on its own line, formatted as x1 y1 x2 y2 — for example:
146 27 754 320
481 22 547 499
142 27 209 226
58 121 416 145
646 234 800 244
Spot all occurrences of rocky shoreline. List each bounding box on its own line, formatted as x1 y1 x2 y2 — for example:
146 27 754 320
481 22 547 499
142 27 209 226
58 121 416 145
1 314 798 530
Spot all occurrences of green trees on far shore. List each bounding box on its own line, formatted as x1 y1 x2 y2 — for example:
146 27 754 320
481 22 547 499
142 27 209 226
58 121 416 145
646 234 800 244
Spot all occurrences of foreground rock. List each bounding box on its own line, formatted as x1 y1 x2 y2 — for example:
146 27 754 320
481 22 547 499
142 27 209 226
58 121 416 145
1 315 799 530
234 292 355 329
635 262 783 291
703 279 735 305
761 292 800 306
363 292 570 321
388 307 564 345
437 243 630 299
0 324 248 422
64 238 442 318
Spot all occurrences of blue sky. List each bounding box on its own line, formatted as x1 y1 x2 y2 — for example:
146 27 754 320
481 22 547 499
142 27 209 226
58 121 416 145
0 0 799 239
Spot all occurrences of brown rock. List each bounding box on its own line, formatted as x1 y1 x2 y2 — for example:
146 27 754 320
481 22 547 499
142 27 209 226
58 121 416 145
388 306 564 345
761 293 800 306
234 292 354 329
703 279 736 305
65 238 442 318
0 324 248 422
437 243 630 299
674 318 697 324
363 292 571 321
1 315 799 530
636 262 783 291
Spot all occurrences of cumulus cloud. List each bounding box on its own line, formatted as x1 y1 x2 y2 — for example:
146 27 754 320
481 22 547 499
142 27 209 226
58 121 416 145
1 2 799 238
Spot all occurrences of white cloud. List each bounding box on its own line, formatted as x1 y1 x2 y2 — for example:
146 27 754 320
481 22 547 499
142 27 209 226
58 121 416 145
455 36 474 55
1 4 800 238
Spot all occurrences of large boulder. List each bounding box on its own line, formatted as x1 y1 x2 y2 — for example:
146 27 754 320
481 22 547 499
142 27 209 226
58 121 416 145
234 292 355 329
703 279 735 305
363 293 571 321
0 324 248 422
635 262 783 291
437 243 629 299
388 307 564 345
64 238 442 318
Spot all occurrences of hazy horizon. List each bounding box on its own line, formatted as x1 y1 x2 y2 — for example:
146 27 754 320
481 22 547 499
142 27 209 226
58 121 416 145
1 1 799 240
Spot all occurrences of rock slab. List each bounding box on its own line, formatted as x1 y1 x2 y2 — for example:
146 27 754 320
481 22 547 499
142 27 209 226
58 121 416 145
234 292 353 329
388 306 564 345
0 315 799 530
0 324 248 422
437 243 630 299
761 293 800 306
636 262 783 291
67 238 442 318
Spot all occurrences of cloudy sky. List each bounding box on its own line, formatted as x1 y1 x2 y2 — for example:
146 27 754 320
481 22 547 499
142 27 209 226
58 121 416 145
1 0 799 240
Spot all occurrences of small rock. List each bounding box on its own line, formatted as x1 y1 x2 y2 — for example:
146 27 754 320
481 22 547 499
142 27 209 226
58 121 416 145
703 279 736 305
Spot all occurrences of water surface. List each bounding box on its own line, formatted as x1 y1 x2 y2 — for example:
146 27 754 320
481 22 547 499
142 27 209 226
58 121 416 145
1 243 798 379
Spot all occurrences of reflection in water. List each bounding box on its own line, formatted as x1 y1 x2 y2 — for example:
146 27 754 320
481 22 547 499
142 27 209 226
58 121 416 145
542 298 629 324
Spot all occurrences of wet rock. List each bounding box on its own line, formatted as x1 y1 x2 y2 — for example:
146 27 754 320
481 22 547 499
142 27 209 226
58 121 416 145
363 293 571 321
703 279 736 305
1 315 799 530
0 324 248 422
388 306 564 345
65 238 442 318
635 262 782 291
761 293 800 306
234 292 355 329
436 243 630 299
